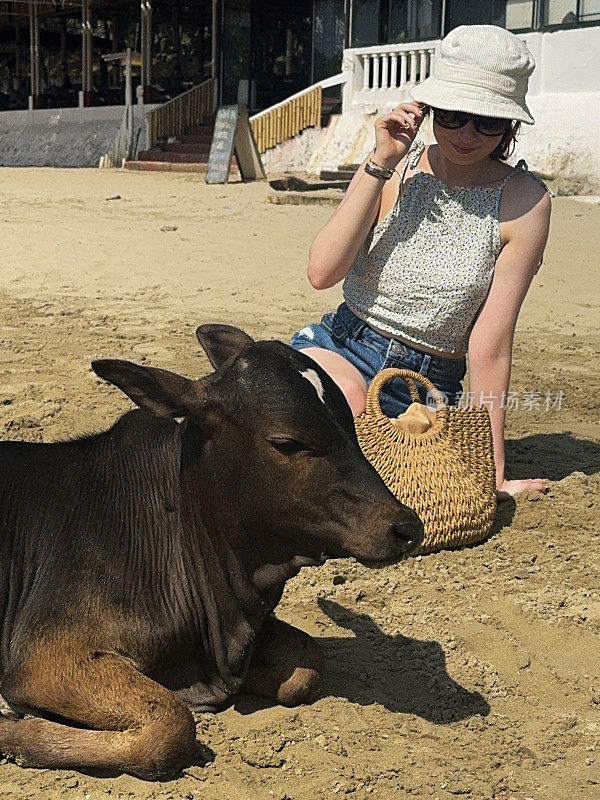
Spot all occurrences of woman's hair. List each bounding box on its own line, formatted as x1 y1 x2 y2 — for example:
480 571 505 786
490 121 521 161
424 106 522 161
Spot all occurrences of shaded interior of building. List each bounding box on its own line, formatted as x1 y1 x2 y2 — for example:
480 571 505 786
0 0 329 112
0 1 213 110
0 0 432 114
0 0 591 113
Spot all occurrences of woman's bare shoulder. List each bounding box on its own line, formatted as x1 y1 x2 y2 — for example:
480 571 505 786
499 170 551 226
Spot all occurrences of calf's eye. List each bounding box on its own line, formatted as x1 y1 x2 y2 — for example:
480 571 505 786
268 438 310 456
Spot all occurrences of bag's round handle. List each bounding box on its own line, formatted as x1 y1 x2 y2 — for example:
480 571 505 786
364 368 450 431
395 373 421 404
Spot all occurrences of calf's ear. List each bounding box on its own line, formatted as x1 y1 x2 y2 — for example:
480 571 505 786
196 324 254 369
92 359 198 419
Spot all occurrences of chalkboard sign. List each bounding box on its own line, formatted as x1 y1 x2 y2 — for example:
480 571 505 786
205 105 265 184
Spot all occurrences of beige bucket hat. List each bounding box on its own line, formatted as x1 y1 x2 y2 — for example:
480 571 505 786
410 25 535 124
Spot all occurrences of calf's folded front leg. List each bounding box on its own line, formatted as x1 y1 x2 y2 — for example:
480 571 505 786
0 644 197 781
242 615 325 706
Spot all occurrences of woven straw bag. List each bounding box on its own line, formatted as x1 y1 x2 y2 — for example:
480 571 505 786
355 368 497 555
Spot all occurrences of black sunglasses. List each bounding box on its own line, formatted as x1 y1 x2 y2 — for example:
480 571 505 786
432 108 512 137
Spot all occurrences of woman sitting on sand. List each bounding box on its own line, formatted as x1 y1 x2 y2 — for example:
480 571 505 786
290 25 551 500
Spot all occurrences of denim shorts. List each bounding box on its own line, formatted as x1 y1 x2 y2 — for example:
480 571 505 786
289 303 467 418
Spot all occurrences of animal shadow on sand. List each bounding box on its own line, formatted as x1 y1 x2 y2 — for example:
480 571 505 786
315 599 489 722
235 600 489 723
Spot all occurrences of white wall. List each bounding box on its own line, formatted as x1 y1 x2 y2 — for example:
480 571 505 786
0 103 159 167
514 91 600 194
503 28 600 192
521 27 600 94
0 103 156 128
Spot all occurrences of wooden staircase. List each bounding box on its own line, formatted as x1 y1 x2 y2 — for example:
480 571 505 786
123 79 231 174
125 115 238 174
122 75 344 174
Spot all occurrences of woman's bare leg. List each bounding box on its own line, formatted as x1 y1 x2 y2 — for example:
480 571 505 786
300 347 368 416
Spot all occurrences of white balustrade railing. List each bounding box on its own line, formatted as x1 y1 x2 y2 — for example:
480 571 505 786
341 39 441 112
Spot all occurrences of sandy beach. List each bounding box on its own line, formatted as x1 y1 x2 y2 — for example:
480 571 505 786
0 168 599 800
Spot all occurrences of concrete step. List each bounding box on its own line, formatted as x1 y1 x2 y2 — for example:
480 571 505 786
269 174 350 192
267 190 343 207
137 148 238 165
124 161 209 173
137 150 209 163
163 142 212 154
320 169 357 182
124 160 241 178
180 133 213 144
185 123 215 137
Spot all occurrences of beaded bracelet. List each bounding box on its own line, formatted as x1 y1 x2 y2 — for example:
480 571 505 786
371 148 403 177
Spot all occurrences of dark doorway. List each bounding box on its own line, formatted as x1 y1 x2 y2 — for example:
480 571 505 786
221 0 312 110
312 0 347 83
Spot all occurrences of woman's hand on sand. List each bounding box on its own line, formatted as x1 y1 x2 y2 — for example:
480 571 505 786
373 102 426 170
497 477 548 501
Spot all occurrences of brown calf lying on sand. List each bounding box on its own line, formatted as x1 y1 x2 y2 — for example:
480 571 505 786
0 325 423 779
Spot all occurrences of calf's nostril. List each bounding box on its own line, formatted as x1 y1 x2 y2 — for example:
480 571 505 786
391 515 424 551
391 522 413 543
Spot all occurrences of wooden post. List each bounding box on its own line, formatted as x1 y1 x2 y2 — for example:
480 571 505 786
148 2 153 92
141 1 153 103
80 0 93 107
88 2 93 102
28 0 40 110
211 0 220 107
140 3 146 91
125 47 132 109
28 0 34 107
34 0 40 97
102 49 139 111
80 0 86 107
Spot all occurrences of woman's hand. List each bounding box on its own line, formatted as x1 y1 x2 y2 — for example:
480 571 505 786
496 477 548 501
373 102 426 170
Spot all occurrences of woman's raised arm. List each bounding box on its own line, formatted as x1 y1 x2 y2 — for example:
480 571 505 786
307 102 426 290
